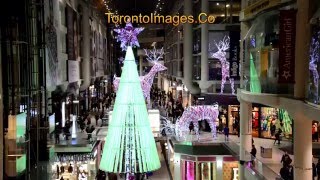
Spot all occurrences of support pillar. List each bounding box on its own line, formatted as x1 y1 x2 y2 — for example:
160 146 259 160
239 100 252 179
294 112 312 179
139 55 143 76
294 0 311 98
199 0 209 93
183 0 200 94
177 31 182 77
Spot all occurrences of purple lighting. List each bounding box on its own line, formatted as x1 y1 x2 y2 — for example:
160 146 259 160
114 22 144 51
210 36 235 94
309 31 320 103
175 105 219 141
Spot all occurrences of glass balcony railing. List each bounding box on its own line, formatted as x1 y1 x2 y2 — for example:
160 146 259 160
223 141 283 180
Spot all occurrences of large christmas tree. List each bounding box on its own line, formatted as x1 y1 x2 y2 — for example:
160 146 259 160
99 23 160 174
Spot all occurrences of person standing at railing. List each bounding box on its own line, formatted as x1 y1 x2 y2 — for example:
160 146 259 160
250 144 257 167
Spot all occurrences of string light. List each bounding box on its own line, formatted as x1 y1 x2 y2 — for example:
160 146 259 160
176 105 219 141
209 36 235 94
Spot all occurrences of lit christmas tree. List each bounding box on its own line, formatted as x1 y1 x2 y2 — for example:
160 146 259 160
99 22 160 176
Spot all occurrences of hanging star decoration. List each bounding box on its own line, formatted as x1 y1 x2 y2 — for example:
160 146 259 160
113 22 144 51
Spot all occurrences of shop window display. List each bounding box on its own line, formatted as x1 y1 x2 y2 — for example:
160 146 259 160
244 12 293 94
252 107 259 137
228 105 239 134
260 107 279 138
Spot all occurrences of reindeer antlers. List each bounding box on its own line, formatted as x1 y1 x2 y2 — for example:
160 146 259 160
214 36 230 52
144 46 165 62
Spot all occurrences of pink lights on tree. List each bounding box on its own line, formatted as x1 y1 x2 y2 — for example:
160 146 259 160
210 36 235 94
113 47 167 108
175 105 219 141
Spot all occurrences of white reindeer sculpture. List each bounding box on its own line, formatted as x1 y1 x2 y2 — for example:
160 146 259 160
210 36 235 94
113 47 167 108
175 104 219 141
310 35 320 103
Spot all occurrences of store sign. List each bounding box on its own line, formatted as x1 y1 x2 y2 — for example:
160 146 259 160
278 10 296 83
233 168 239 180
229 31 240 80
243 0 281 18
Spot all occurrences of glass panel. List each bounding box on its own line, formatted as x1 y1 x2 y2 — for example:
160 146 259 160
193 30 201 54
193 56 201 80
208 59 222 80
244 11 294 96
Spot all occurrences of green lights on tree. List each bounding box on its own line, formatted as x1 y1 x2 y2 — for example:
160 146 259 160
250 53 261 93
99 46 160 174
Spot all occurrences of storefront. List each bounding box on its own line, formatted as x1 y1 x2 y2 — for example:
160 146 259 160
51 152 97 180
219 103 293 138
180 155 238 180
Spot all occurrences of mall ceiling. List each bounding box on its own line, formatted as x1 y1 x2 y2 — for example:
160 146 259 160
112 0 174 15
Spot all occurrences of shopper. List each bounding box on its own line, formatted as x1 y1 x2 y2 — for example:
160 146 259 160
313 162 317 180
317 159 320 180
280 165 290 180
281 152 292 167
250 145 257 166
68 164 73 173
270 124 276 137
224 126 229 142
274 129 282 145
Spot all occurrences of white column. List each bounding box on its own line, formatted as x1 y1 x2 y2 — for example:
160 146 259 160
294 112 312 179
139 55 143 76
239 100 252 179
174 153 181 180
79 2 90 91
294 0 311 98
216 156 223 179
199 0 209 93
177 31 182 77
183 0 200 94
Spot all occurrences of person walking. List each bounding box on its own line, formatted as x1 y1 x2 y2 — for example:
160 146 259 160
223 126 229 142
250 144 257 167
274 129 282 145
316 159 320 180
281 152 292 167
313 162 317 180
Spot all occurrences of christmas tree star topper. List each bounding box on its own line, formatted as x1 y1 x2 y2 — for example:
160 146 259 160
114 22 144 51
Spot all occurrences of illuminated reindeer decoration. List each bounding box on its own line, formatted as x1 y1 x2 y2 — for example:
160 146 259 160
113 47 167 108
310 34 320 102
210 36 235 94
175 104 219 141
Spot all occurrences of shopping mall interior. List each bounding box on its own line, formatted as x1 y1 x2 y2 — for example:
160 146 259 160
0 0 320 179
